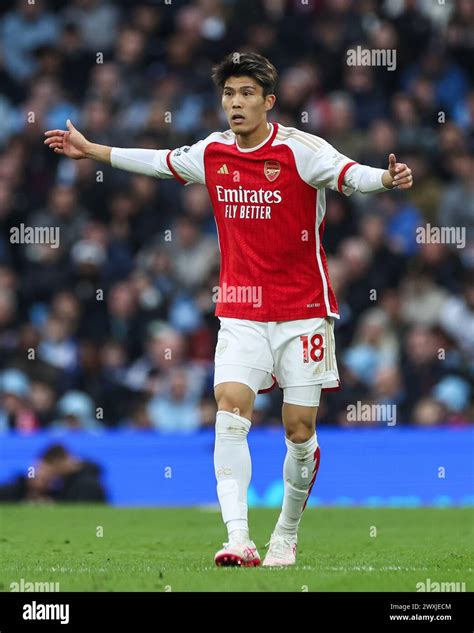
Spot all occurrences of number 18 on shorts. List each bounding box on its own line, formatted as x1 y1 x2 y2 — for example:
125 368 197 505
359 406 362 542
214 316 340 394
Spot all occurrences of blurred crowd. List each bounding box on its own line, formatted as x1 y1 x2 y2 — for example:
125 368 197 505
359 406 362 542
0 0 473 433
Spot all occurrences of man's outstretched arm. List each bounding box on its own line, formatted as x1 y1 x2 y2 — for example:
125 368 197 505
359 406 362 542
44 119 207 183
296 136 414 195
342 152 413 193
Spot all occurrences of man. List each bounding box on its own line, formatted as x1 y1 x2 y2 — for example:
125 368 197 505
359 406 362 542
44 52 413 567
0 443 107 502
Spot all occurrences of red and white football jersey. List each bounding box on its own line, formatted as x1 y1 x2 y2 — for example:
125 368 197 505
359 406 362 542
154 123 360 322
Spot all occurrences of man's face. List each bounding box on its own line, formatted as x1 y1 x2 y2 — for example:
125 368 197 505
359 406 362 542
221 76 274 135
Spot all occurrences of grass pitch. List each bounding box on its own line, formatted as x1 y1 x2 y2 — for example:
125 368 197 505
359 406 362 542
0 505 472 592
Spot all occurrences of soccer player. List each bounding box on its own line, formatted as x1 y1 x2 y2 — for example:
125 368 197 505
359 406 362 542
44 53 413 567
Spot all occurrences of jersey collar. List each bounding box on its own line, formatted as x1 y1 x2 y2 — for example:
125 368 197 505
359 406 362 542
234 123 278 153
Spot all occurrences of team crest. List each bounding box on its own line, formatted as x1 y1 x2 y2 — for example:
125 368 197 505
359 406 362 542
264 160 281 182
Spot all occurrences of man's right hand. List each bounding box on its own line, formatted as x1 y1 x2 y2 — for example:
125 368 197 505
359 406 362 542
44 119 112 163
44 119 90 159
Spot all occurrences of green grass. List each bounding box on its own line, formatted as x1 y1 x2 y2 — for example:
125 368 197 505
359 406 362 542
0 506 472 592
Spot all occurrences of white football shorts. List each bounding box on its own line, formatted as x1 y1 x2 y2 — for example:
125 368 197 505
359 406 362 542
213 316 340 407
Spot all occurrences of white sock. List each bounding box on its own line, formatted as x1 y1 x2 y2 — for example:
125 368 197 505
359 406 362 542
214 410 252 541
275 434 320 537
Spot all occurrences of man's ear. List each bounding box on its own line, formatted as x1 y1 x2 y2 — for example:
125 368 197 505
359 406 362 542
265 94 276 111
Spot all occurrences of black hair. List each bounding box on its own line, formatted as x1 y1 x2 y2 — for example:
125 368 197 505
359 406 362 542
212 52 278 97
41 444 70 463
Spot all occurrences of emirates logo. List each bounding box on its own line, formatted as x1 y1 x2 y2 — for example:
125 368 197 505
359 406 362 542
264 160 281 182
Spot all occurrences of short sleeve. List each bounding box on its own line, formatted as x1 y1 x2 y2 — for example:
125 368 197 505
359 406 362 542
164 139 209 186
280 129 386 196
304 140 358 196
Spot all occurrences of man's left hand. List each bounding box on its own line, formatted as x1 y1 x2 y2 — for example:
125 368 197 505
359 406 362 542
383 153 413 189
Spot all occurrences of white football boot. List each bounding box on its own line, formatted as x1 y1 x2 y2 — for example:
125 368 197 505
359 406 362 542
262 532 297 567
214 532 261 568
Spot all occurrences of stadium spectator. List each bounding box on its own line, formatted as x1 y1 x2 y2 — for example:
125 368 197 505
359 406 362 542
401 326 448 419
0 442 107 502
0 0 60 82
148 367 202 433
432 375 472 425
30 380 57 428
164 215 220 291
0 369 39 433
343 307 399 386
439 276 474 364
51 390 102 431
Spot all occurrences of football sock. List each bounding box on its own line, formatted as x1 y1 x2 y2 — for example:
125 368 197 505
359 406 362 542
275 433 320 537
214 410 252 540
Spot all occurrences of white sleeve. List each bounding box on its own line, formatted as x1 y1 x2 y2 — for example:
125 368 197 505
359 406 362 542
303 141 357 194
110 136 211 184
342 163 389 194
110 147 173 178
289 134 389 196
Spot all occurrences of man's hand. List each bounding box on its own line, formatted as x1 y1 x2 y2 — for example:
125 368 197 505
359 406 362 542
382 153 413 189
44 120 112 163
44 119 90 159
